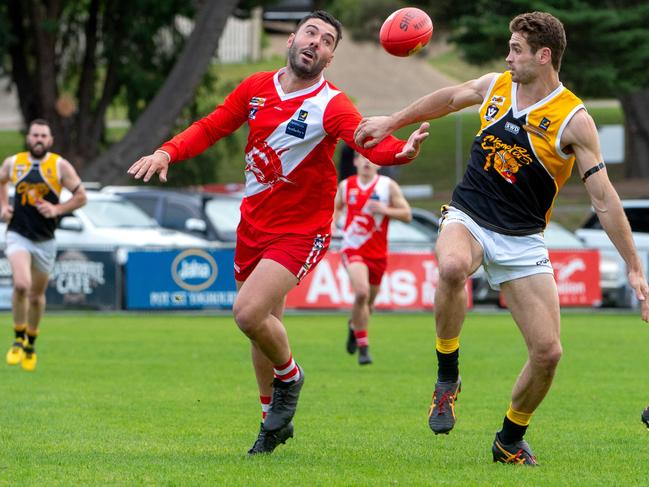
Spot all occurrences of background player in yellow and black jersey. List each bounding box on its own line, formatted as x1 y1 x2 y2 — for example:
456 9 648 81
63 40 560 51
0 119 87 371
355 12 649 465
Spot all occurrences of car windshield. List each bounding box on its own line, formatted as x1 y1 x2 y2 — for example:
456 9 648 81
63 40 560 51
388 219 434 243
204 198 241 234
83 199 158 228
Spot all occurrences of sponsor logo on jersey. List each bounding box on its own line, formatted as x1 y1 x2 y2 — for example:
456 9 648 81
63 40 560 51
249 97 265 107
485 104 500 121
249 107 258 120
349 188 358 205
539 117 551 131
481 134 533 184
298 110 308 121
15 163 27 179
504 122 520 135
286 119 308 139
490 95 506 106
16 181 50 206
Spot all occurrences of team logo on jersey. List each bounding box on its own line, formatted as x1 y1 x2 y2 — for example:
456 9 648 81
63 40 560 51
298 110 308 121
539 117 551 131
244 138 292 187
481 134 533 184
286 119 308 139
504 122 520 135
490 95 506 106
15 164 27 180
485 104 500 121
15 181 50 206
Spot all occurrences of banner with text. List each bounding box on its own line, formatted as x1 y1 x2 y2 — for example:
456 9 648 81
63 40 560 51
125 248 237 309
499 249 601 307
286 252 472 310
1 249 119 310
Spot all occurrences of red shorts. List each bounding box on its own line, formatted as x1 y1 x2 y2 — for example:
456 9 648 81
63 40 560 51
342 250 387 286
234 219 330 282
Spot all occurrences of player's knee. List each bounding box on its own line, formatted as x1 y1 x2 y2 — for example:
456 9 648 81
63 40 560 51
354 286 370 304
531 341 562 371
437 258 471 288
13 280 31 296
28 293 45 308
232 300 264 335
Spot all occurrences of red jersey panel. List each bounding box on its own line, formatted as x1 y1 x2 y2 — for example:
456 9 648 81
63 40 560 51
341 175 391 260
160 69 408 236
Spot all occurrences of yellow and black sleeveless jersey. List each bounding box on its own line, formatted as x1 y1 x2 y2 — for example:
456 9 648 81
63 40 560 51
8 151 63 242
451 71 584 236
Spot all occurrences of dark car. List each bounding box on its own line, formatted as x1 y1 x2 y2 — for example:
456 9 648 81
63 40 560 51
102 187 241 243
263 0 315 22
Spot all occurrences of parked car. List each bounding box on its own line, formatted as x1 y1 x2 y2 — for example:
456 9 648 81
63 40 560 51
0 190 211 252
263 0 315 22
102 187 241 243
576 199 649 307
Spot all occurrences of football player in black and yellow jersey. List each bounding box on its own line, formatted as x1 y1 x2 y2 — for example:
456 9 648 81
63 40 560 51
355 12 649 465
1 119 87 371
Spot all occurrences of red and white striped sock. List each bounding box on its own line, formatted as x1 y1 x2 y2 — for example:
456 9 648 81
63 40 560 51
273 355 301 383
260 395 271 421
354 329 369 347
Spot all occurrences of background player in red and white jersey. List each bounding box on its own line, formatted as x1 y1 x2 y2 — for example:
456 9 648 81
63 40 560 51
127 11 429 455
333 152 412 365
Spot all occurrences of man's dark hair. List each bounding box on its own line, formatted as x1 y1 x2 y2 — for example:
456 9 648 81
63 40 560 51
28 118 51 132
296 10 343 49
510 12 566 71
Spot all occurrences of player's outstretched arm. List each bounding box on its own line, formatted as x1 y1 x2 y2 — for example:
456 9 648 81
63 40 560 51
354 73 496 149
127 150 170 183
0 157 13 222
565 109 649 322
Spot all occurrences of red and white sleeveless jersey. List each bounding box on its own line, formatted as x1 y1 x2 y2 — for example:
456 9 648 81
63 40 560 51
160 68 408 236
341 174 391 259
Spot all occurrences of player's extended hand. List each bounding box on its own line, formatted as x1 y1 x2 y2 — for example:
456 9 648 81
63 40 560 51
354 116 396 149
396 122 430 160
127 151 170 183
35 199 59 219
628 269 649 322
0 205 13 222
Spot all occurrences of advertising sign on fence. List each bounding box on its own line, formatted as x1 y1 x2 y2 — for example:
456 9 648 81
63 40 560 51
286 252 472 310
1 249 119 310
125 248 236 309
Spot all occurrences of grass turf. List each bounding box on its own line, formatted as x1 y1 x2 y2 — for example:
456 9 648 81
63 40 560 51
1 312 647 486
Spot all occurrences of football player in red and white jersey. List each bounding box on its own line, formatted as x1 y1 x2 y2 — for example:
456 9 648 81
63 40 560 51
128 11 429 455
333 152 412 365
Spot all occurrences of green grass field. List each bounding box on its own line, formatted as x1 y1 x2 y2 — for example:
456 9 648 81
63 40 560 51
1 311 647 486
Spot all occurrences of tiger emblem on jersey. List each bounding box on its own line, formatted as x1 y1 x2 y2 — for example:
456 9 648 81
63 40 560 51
244 138 292 187
481 135 533 184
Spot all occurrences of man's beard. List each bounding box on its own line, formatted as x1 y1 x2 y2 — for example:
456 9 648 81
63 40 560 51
287 43 327 80
28 143 48 159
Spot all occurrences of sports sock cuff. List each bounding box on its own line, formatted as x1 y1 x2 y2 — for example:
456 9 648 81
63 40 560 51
506 404 533 426
436 336 460 354
27 329 39 337
14 324 27 332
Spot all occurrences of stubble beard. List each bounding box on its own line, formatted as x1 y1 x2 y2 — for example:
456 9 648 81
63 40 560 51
287 44 326 81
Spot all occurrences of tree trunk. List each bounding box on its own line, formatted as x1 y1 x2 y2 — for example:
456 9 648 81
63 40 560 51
620 89 649 178
83 0 239 184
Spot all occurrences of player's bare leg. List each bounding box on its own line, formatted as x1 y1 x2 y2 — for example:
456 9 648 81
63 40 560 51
5 251 31 366
429 223 483 434
234 259 302 454
492 273 561 465
347 262 373 364
21 265 49 371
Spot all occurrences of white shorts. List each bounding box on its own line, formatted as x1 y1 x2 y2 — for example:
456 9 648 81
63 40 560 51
5 230 57 274
441 206 553 290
